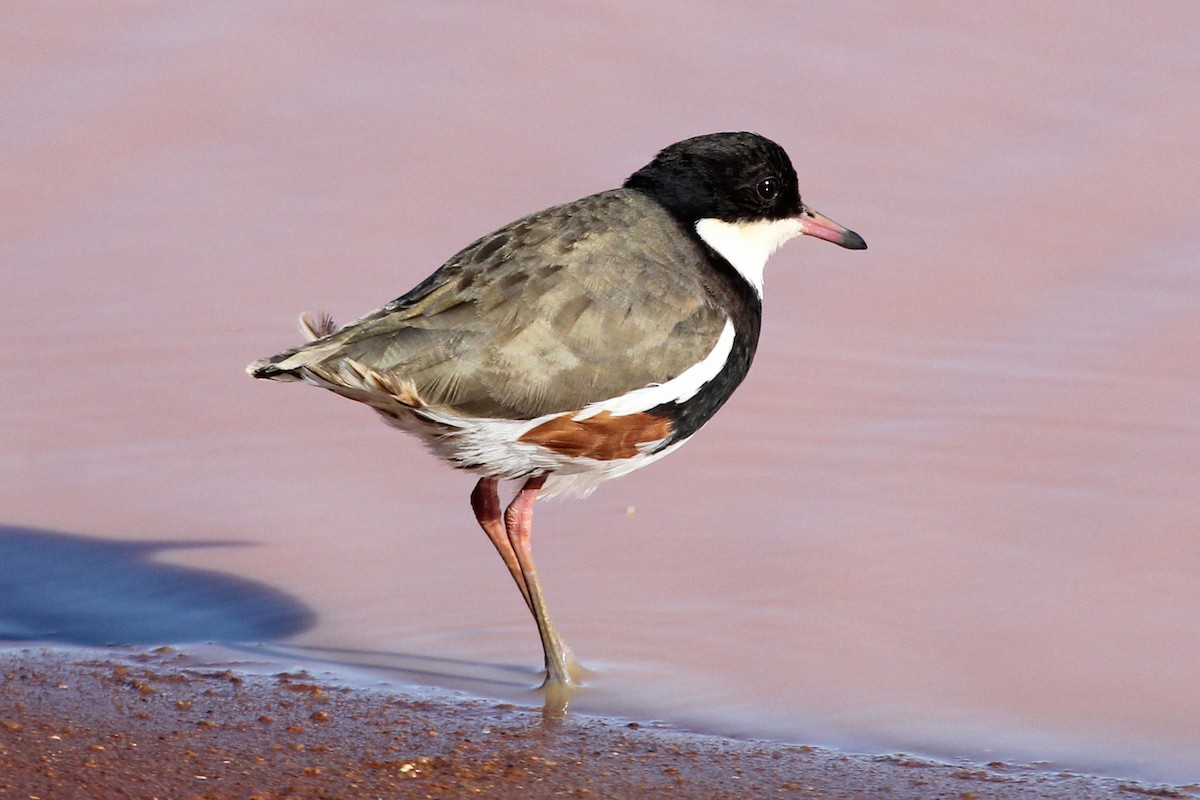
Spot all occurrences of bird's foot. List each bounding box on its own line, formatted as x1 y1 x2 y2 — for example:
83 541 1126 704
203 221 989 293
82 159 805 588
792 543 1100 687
538 649 588 717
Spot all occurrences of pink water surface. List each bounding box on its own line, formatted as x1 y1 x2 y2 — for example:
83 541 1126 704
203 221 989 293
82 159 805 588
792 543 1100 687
2 3 1198 784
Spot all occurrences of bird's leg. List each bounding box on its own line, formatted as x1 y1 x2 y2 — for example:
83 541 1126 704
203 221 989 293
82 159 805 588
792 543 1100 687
470 477 533 615
504 474 584 703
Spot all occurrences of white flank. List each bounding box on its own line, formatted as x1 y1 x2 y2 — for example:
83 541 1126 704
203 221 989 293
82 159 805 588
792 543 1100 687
695 216 804 297
541 438 691 498
385 405 679 498
573 318 736 420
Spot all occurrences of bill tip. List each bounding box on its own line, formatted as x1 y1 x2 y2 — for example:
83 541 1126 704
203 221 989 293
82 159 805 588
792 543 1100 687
842 230 868 250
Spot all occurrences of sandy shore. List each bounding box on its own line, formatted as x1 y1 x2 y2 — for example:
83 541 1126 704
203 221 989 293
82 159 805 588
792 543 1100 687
1 647 1193 800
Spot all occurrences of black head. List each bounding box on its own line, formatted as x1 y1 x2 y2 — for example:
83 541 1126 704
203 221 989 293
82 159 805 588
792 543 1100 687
624 132 803 225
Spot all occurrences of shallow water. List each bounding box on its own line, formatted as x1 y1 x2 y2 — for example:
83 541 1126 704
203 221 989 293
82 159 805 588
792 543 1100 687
2 3 1198 784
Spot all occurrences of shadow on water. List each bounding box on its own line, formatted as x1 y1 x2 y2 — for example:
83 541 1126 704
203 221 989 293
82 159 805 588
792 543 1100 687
0 526 539 696
0 526 316 645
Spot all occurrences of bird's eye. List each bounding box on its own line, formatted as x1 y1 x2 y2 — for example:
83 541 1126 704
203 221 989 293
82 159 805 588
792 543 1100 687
756 177 780 202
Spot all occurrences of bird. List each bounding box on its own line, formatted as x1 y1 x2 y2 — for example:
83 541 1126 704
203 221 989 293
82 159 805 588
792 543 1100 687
248 131 866 708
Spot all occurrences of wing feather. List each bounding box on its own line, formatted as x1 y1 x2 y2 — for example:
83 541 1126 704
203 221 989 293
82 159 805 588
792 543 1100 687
264 189 727 420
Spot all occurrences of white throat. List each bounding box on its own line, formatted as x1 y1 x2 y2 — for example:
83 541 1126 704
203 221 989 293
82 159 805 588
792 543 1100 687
695 217 803 297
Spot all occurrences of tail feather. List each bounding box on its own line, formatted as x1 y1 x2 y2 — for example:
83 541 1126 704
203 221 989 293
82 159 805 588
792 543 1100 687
299 311 337 341
247 311 339 380
246 357 294 380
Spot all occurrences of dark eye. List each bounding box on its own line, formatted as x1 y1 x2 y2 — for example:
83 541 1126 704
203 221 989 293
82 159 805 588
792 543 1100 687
756 177 780 202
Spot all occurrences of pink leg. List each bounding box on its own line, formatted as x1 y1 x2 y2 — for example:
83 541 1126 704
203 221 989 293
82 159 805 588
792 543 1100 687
504 475 582 701
471 477 533 615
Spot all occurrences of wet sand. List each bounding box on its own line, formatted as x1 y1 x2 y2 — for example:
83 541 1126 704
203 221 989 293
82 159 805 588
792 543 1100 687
2 648 1193 800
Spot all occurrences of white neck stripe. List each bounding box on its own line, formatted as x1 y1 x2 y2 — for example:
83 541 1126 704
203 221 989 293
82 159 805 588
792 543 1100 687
695 217 804 298
573 318 736 420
